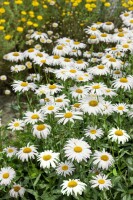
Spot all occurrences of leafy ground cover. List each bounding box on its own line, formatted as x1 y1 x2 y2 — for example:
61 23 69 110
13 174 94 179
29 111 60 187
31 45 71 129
0 0 133 200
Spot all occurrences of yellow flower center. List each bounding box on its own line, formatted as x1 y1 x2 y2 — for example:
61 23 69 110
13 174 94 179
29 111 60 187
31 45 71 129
8 148 14 153
76 89 83 93
3 173 9 179
53 55 60 59
106 89 111 92
118 33 124 37
72 49 77 52
13 186 21 192
43 154 52 161
28 48 34 52
130 19 133 23
98 179 105 184
74 41 80 45
57 46 63 50
64 112 73 118
117 106 124 110
89 100 98 107
49 84 57 89
36 53 43 57
76 60 83 64
114 70 120 74
124 13 129 16
98 65 104 69
111 47 117 50
37 124 46 131
45 98 50 102
106 22 112 25
106 55 111 58
109 58 116 62
73 103 80 108
91 27 97 31
14 122 20 127
13 52 19 56
31 114 39 119
62 165 68 171
101 33 107 37
64 58 70 62
48 106 54 110
93 85 100 89
21 82 28 87
41 60 46 63
56 98 63 102
66 39 70 42
90 35 96 39
68 180 78 188
70 69 76 73
37 32 42 35
78 77 84 81
120 77 128 83
122 44 129 48
74 146 82 153
90 129 96 134
101 155 109 161
23 147 32 153
115 130 123 136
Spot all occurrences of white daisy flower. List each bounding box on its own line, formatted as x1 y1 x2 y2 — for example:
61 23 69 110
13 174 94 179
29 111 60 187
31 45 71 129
112 76 133 91
24 110 44 124
93 149 114 170
56 161 75 177
3 146 17 158
3 52 24 62
85 26 101 36
88 35 99 44
30 31 48 40
12 80 37 93
33 123 51 139
35 85 46 96
69 49 82 57
80 96 104 115
71 103 82 111
84 126 104 140
90 174 112 190
88 64 109 76
41 103 61 114
46 55 63 66
74 59 88 70
120 11 132 21
53 45 71 56
17 143 38 162
104 88 117 97
11 65 26 73
123 18 133 28
24 48 39 59
70 85 88 100
45 83 64 95
9 184 25 198
0 167 16 186
113 103 129 115
113 32 128 43
86 82 107 96
102 22 114 32
102 57 122 69
64 138 91 163
102 101 114 115
65 67 83 80
27 73 41 82
59 57 74 68
108 128 130 144
37 150 60 169
54 68 68 81
111 69 123 79
55 109 83 125
61 179 87 196
99 33 111 43
8 119 25 131
55 94 70 108
70 41 86 49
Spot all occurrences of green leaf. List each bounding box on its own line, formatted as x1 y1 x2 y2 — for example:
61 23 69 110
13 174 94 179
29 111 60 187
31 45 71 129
33 174 41 187
113 168 118 176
